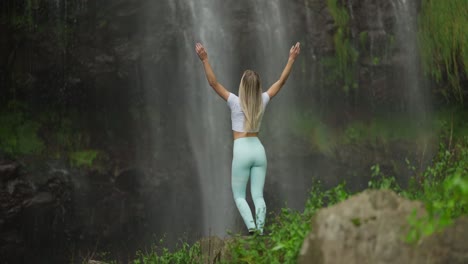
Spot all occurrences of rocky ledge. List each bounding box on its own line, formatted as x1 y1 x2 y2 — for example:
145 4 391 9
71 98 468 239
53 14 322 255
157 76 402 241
194 190 468 264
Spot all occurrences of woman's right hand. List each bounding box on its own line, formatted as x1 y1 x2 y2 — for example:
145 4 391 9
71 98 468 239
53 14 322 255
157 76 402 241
289 42 300 60
195 43 208 62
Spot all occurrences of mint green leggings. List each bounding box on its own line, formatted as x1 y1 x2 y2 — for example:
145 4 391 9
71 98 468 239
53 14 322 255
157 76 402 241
231 137 267 233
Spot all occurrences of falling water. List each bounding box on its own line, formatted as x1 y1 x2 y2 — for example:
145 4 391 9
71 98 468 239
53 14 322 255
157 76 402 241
249 1 310 210
392 0 428 122
183 0 236 236
180 0 304 236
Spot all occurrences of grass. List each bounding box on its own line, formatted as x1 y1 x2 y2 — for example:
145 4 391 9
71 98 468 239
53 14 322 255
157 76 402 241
418 0 468 102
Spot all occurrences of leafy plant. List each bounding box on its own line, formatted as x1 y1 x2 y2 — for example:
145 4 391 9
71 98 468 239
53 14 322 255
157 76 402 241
418 0 468 102
227 182 351 264
404 135 468 243
321 0 359 92
133 239 201 264
368 164 400 191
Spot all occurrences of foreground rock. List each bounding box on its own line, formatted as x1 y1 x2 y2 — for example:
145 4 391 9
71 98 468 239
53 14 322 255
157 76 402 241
299 190 468 264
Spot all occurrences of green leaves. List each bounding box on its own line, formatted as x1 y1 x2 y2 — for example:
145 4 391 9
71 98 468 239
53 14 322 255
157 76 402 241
418 0 468 102
0 107 45 156
368 164 400 191
404 135 468 243
321 0 359 92
133 240 201 264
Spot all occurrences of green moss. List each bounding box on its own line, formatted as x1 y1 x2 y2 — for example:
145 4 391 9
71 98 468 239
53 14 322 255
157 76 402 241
0 101 108 170
351 218 361 227
292 110 434 153
69 150 99 168
359 31 368 48
372 57 380 65
0 106 45 156
327 0 349 28
418 0 468 102
342 117 427 144
323 0 359 92
5 0 36 31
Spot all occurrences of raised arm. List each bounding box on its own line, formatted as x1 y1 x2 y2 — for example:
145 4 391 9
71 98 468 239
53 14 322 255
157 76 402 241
195 43 230 101
266 42 301 99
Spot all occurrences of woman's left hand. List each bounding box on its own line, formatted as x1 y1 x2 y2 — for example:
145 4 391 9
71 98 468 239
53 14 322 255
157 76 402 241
195 43 208 61
289 42 300 60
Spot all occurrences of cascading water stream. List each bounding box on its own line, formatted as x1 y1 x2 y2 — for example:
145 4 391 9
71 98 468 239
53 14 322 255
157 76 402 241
249 0 307 210
183 0 236 236
392 0 429 122
181 0 304 236
149 0 429 240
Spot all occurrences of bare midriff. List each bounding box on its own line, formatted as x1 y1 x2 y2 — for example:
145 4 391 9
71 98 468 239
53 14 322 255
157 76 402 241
233 131 259 140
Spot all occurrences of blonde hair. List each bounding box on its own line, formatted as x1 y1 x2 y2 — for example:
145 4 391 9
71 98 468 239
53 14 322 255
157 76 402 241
238 70 264 132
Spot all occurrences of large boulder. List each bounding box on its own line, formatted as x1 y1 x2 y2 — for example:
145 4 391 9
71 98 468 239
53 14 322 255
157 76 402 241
298 190 468 264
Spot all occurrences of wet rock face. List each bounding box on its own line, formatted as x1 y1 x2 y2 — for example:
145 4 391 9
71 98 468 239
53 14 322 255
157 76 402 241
1 1 202 261
0 162 19 183
298 190 468 264
304 0 422 108
0 158 72 263
1 0 422 114
0 156 201 263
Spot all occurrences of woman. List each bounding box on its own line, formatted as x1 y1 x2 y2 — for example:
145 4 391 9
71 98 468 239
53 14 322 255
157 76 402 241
195 42 301 235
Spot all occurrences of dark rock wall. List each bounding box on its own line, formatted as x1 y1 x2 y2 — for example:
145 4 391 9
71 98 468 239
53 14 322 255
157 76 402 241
1 1 202 262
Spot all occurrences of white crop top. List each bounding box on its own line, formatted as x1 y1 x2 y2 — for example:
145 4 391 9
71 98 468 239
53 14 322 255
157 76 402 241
227 92 270 132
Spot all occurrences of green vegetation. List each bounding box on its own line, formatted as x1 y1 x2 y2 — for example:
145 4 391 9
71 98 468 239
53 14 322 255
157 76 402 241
0 112 45 155
418 0 468 102
291 111 438 157
319 0 467 101
359 31 368 48
1 0 37 31
321 0 359 92
133 240 201 264
403 136 468 243
292 107 468 158
0 101 45 155
69 150 99 168
1 0 75 51
226 182 349 264
0 101 103 169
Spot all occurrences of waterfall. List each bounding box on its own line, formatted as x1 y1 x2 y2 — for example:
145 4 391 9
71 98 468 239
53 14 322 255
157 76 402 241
249 1 309 210
392 0 429 122
181 0 303 236
184 0 236 237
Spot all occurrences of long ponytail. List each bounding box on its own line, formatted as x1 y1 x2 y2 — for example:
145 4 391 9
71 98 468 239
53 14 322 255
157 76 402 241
238 70 264 132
